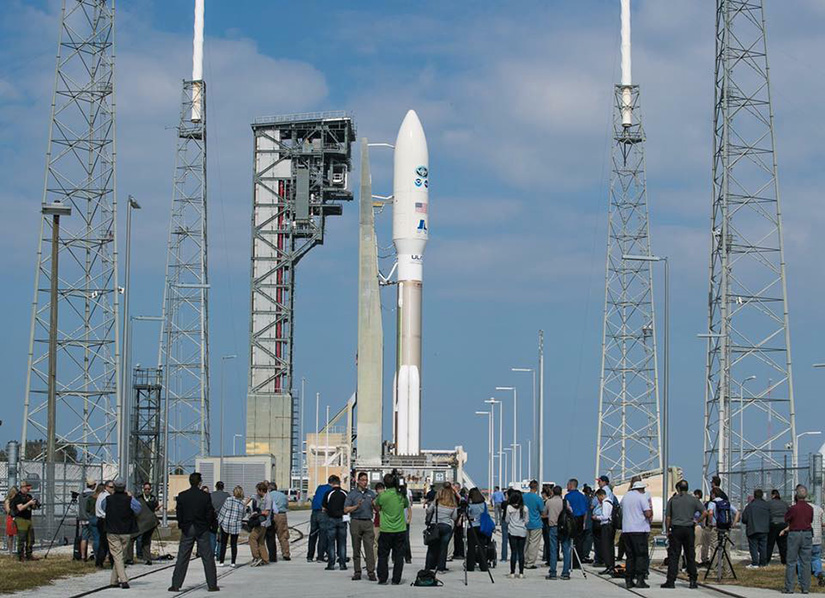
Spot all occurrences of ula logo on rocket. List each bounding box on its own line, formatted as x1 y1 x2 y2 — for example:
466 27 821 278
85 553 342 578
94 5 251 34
416 166 428 178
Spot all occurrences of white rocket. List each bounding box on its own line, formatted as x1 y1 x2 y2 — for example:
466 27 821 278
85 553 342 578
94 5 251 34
392 110 429 456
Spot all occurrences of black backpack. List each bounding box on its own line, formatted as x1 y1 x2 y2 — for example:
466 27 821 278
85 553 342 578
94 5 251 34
558 498 576 538
412 569 443 587
611 496 622 530
714 499 732 530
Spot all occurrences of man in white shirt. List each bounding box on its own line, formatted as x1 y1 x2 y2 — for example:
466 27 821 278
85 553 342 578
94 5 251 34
621 481 653 589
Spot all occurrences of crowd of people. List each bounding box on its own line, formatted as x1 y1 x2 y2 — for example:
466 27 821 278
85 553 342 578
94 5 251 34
2 469 824 593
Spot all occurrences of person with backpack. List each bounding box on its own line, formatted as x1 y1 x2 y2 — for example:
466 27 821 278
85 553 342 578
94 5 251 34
594 488 615 574
505 489 528 578
621 480 653 589
321 475 349 571
424 485 457 573
465 487 492 572
706 486 739 574
248 482 272 567
544 485 573 580
661 479 706 589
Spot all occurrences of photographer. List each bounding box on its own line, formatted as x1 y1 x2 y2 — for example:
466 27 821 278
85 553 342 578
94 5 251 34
465 487 491 572
375 472 410 585
11 480 39 561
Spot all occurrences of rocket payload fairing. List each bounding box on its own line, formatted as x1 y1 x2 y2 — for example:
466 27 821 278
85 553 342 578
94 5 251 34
392 110 429 456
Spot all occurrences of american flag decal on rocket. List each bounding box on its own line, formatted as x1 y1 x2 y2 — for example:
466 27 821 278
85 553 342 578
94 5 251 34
415 202 427 213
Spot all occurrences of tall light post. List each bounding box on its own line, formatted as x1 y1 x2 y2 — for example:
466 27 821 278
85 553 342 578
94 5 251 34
496 386 517 486
538 330 545 484
475 411 493 497
699 332 725 485
512 367 536 480
42 200 71 520
624 254 668 511
485 397 503 489
219 354 237 475
300 376 307 500
314 392 320 489
503 447 512 489
119 195 141 481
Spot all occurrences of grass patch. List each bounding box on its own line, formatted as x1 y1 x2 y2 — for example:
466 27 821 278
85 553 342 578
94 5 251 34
0 554 96 594
713 561 824 593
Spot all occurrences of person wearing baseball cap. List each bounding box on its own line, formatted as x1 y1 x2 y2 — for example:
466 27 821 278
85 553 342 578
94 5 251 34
621 480 653 589
10 480 38 561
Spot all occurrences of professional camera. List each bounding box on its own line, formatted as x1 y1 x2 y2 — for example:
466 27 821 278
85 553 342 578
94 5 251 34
70 490 79 500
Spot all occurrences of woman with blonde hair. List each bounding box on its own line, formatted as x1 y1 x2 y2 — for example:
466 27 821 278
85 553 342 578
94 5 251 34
4 486 18 553
424 485 458 572
217 486 248 567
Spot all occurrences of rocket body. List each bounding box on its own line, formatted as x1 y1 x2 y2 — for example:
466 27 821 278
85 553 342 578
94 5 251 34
392 110 429 456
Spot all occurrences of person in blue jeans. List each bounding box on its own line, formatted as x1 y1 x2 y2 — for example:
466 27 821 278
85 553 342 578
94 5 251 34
322 476 349 570
545 486 572 580
307 477 333 562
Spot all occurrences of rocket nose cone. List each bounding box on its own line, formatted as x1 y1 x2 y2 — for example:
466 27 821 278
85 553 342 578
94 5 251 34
396 109 426 148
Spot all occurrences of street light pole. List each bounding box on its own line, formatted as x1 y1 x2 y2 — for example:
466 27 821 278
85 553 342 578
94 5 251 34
624 254 668 514
300 376 306 500
42 200 71 521
476 411 493 497
512 367 536 480
485 398 502 489
119 196 141 481
496 386 517 486
538 330 545 484
219 354 237 477
315 392 320 490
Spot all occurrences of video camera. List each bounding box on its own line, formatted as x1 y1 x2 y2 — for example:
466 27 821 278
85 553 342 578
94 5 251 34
386 469 407 497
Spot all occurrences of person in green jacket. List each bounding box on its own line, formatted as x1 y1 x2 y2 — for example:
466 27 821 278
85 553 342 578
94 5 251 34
374 473 410 585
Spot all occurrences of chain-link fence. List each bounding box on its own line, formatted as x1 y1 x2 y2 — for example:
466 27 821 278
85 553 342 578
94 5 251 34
1 460 119 548
721 452 824 550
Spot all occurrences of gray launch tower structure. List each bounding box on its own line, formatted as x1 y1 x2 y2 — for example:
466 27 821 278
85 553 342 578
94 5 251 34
595 1 662 484
703 0 796 495
248 113 355 489
22 0 120 485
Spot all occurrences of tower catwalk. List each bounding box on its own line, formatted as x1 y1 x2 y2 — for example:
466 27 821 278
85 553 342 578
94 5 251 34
158 0 209 475
22 1 120 479
595 0 661 484
703 0 796 495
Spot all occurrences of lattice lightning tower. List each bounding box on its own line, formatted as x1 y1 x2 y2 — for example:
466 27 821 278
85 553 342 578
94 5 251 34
158 0 210 475
703 0 796 493
595 0 662 484
22 0 120 471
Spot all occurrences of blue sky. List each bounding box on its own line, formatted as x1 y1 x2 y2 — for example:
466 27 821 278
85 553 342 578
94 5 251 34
2 0 825 490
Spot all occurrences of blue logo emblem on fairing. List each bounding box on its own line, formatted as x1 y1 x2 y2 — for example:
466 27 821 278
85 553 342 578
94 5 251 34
416 166 428 178
414 179 422 187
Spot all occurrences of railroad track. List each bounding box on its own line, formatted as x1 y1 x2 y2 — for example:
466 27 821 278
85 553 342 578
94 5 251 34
68 520 310 598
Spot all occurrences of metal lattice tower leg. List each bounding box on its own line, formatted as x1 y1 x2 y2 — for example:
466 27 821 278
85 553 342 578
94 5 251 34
595 84 662 484
22 1 120 481
248 114 355 490
703 0 796 496
158 80 210 475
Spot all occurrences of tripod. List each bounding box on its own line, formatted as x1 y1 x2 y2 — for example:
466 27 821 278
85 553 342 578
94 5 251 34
44 494 78 559
703 530 736 582
462 516 494 586
570 540 588 579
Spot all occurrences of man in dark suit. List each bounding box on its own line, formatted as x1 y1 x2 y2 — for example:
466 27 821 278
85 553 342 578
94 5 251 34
169 472 219 592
